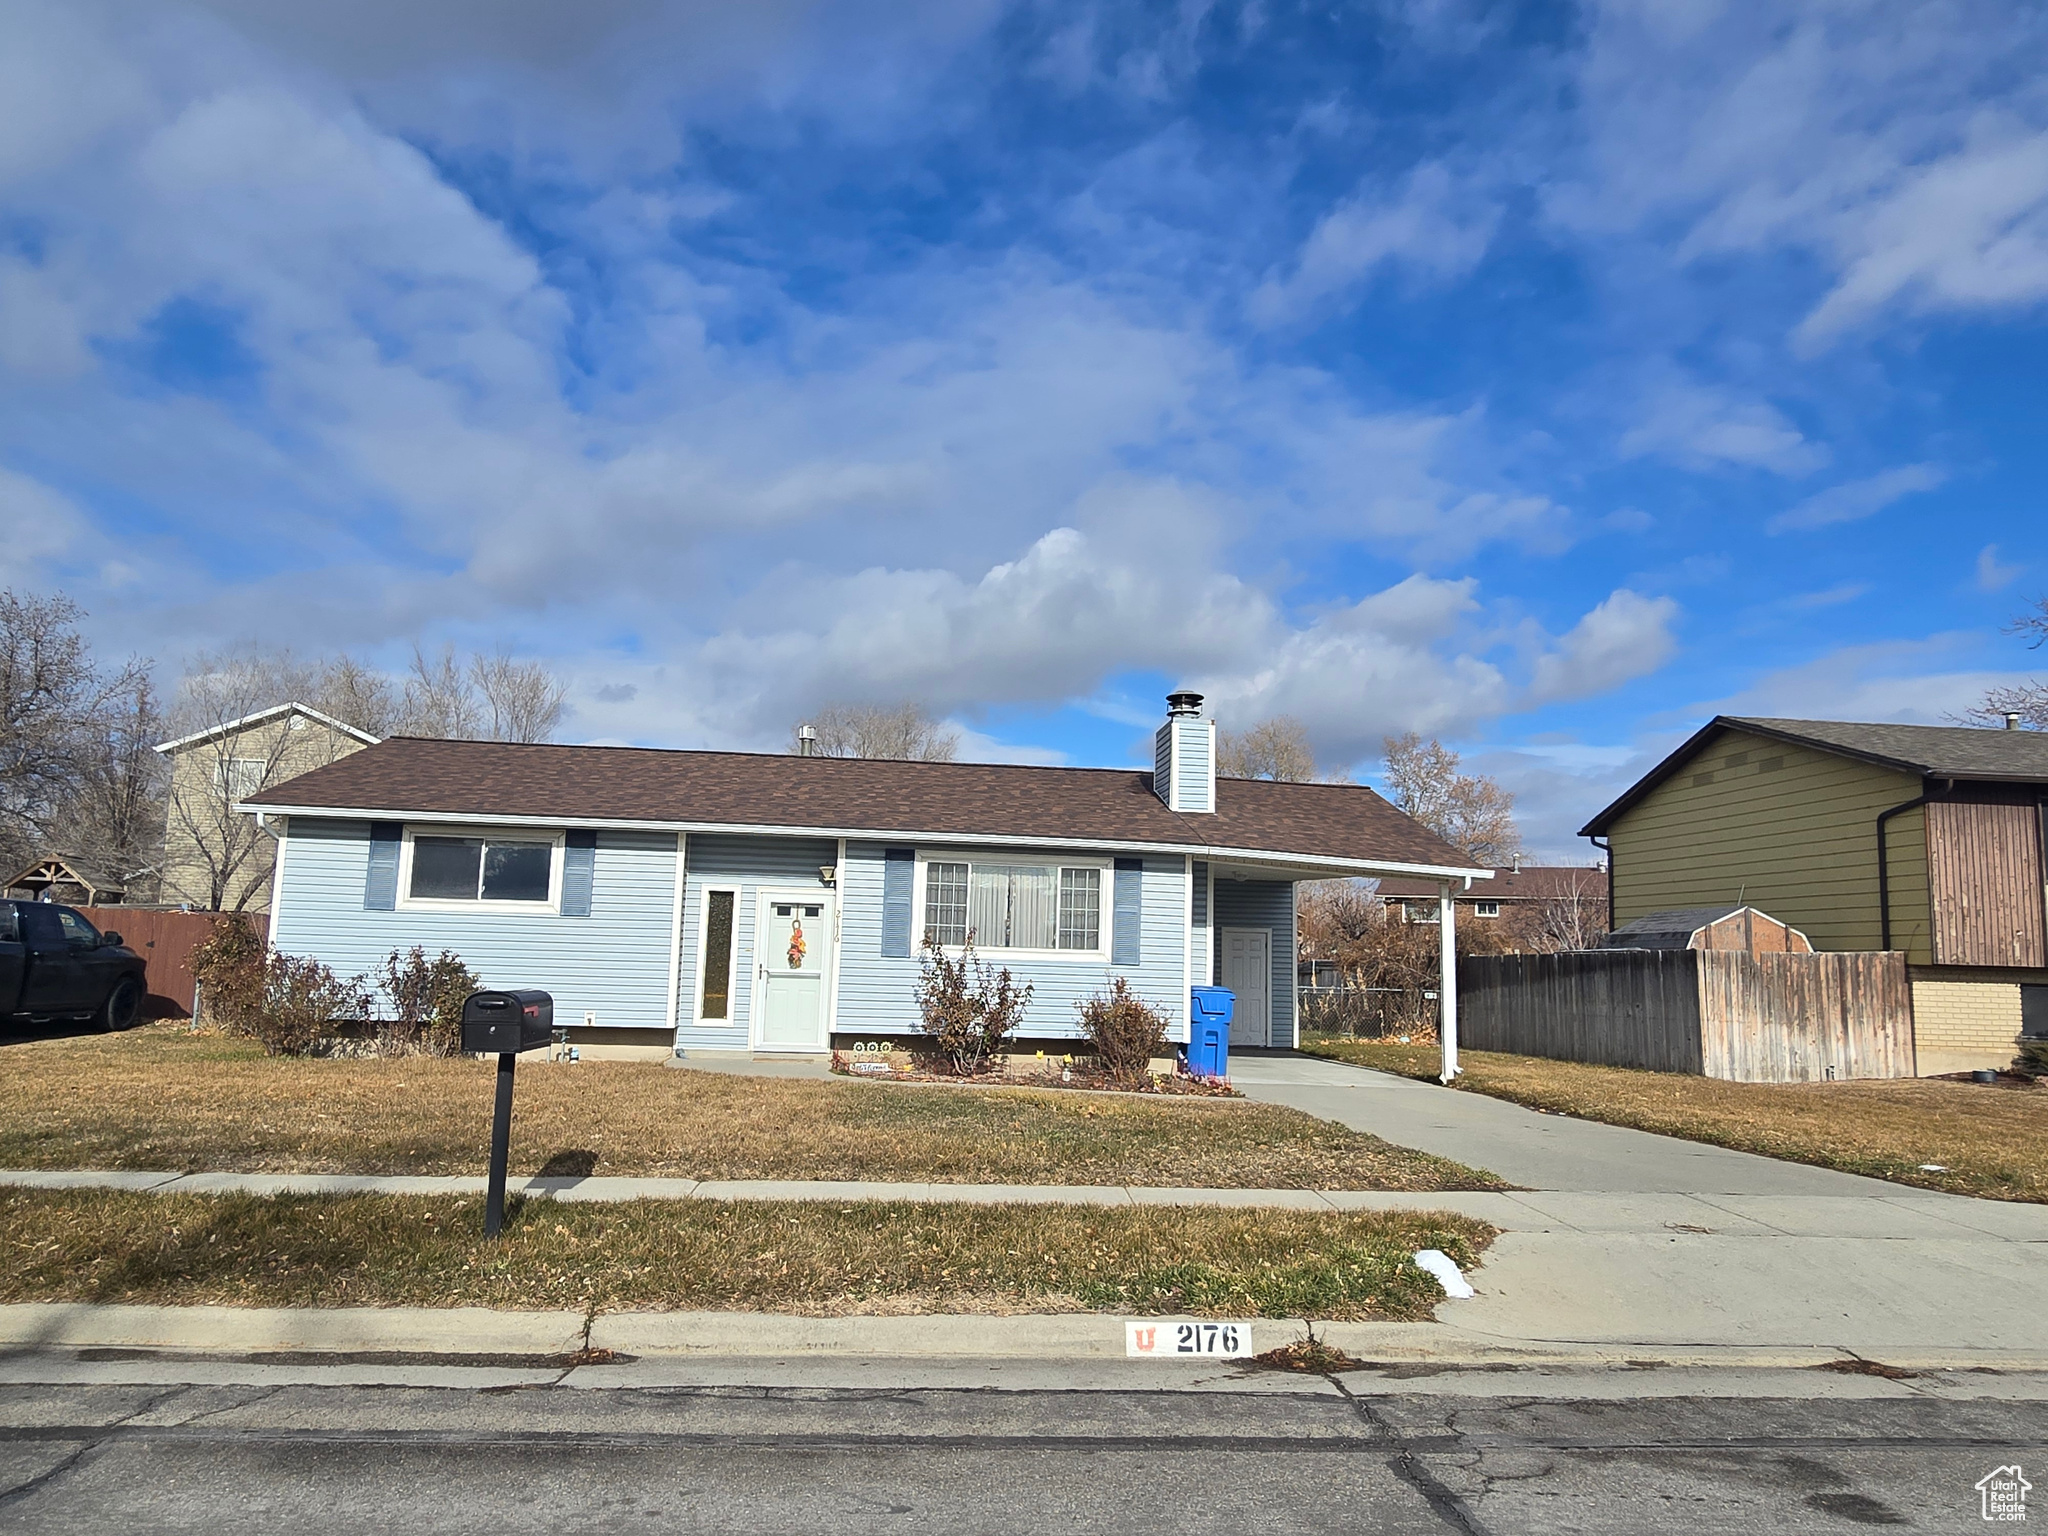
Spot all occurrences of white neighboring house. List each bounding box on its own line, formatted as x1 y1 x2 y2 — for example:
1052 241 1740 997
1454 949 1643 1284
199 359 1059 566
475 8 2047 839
156 703 379 914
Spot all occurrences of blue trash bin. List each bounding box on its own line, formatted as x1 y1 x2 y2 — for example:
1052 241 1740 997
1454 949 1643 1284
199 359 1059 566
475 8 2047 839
1187 986 1235 1078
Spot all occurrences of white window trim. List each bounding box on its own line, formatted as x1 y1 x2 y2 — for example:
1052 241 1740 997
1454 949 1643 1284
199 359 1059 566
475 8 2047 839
912 852 1113 963
396 825 566 915
1473 900 1501 918
692 884 741 1026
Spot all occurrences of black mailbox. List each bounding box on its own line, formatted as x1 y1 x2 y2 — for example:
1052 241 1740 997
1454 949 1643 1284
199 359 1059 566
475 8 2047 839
461 990 554 1055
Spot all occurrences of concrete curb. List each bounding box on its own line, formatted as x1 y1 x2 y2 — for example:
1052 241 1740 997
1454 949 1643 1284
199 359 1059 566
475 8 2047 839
4 1303 2043 1374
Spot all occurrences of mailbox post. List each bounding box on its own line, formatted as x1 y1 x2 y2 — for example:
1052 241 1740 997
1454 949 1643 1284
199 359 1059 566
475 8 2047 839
460 990 555 1237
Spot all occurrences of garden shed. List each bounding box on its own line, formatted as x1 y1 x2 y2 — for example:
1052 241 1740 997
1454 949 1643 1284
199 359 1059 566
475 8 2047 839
1604 904 1814 954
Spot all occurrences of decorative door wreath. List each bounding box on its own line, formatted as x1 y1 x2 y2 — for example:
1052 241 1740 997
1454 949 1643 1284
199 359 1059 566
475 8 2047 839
787 920 807 969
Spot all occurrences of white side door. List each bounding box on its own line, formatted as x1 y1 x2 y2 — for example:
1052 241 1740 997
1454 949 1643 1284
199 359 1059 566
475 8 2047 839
1220 926 1270 1048
755 892 832 1052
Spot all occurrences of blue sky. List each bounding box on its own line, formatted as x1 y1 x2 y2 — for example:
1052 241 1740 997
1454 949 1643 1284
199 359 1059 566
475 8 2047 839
3 0 2045 857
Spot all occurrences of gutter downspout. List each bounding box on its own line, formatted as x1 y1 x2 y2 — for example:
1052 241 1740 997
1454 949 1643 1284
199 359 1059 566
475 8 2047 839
1877 780 1950 953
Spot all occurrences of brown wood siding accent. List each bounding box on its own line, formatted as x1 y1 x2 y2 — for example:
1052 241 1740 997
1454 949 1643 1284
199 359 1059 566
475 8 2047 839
1926 800 2048 967
1459 949 1913 1082
77 907 219 1017
1608 730 1928 960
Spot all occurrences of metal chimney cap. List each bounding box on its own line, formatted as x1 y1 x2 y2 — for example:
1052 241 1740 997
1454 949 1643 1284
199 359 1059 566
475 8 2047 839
2006 712 2023 731
796 724 819 755
1166 691 1205 718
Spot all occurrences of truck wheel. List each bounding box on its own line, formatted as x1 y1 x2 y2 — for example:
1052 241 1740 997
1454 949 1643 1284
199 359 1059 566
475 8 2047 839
98 976 142 1033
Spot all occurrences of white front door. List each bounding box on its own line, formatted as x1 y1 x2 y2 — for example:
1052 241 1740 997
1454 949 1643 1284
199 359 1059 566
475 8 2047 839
756 893 832 1051
1221 927 1270 1048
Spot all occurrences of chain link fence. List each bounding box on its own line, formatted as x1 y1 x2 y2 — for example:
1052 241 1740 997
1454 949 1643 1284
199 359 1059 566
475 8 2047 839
1297 984 1438 1039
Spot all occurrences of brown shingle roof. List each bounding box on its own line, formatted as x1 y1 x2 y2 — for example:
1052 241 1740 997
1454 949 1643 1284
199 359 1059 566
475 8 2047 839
244 737 1481 873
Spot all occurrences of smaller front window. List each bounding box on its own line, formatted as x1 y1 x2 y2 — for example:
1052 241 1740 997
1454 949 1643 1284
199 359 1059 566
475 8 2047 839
409 836 554 904
1473 901 1501 919
1403 900 1438 924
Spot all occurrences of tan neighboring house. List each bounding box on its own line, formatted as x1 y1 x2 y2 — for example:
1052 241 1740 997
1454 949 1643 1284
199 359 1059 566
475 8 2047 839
155 703 379 914
1581 716 2048 1076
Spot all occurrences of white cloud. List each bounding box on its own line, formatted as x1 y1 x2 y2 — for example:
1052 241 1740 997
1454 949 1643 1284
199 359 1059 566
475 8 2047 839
1698 633 2033 723
1249 162 1501 324
1977 543 2023 591
1527 589 1680 703
1618 379 1827 476
1767 463 1946 533
1558 1 2048 345
0 467 85 583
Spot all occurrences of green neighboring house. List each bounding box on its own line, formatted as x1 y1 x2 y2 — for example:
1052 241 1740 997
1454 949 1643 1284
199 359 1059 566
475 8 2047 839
1581 716 2048 1076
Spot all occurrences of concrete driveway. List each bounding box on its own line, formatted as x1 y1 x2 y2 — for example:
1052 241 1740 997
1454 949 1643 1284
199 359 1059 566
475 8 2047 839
1231 1051 1907 1195
1234 1052 2048 1362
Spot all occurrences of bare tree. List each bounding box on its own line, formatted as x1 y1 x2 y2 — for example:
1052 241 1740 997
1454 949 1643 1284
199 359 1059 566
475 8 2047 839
399 645 485 740
1380 732 1522 866
470 650 568 744
0 591 152 873
311 654 398 738
1535 867 1609 951
44 673 168 900
794 703 959 761
1970 595 2048 729
1218 717 1319 782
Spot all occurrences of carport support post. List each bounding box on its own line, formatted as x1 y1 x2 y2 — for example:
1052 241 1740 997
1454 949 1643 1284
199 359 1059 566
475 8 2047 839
1438 881 1460 1083
484 1051 516 1237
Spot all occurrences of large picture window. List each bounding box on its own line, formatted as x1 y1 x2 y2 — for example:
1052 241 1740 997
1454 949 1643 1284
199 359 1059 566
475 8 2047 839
922 860 1102 954
406 833 557 905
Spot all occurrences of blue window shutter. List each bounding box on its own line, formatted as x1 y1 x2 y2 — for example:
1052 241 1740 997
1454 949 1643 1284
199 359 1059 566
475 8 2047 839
1191 860 1208 926
881 849 914 957
364 823 401 910
1112 858 1143 966
561 831 597 917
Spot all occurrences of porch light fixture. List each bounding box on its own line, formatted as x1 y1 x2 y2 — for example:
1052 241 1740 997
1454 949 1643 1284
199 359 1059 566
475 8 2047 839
819 865 837 886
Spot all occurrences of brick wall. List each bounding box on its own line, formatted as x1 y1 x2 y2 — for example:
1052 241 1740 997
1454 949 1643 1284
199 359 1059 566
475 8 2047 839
1910 977 2023 1076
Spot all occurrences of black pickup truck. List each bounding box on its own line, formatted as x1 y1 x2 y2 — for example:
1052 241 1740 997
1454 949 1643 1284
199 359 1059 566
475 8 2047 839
0 901 147 1031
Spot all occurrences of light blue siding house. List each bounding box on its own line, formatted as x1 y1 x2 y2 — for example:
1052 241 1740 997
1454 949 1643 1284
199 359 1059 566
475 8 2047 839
248 694 1482 1055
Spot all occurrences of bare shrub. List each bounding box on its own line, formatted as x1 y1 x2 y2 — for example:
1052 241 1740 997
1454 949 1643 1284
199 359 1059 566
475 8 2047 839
252 953 373 1057
913 933 1033 1075
378 946 482 1056
188 913 267 1032
1077 977 1169 1084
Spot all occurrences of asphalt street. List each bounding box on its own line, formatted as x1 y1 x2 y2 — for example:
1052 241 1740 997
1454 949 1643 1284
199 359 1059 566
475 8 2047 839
1 1377 2041 1534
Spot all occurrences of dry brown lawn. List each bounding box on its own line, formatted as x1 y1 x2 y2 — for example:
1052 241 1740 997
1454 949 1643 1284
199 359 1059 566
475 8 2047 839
0 1026 1502 1191
1303 1036 2048 1202
0 1188 1492 1320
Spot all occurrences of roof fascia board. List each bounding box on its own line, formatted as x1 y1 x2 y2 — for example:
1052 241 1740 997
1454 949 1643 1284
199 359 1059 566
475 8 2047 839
155 702 380 756
241 802 1490 881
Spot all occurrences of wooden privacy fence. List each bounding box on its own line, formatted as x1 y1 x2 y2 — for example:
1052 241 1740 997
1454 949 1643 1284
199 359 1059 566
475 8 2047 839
78 908 221 1019
1457 949 1915 1082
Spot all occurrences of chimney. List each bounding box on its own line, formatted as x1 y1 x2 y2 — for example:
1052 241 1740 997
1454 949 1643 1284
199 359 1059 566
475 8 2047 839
1153 692 1216 813
2006 713 2022 731
796 724 819 756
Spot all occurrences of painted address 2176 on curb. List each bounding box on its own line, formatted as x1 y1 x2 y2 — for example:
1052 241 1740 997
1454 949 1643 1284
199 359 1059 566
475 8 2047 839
1126 1321 1252 1358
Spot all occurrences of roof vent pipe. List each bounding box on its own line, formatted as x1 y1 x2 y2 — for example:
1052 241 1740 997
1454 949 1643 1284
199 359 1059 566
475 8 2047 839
1166 691 1205 719
796 725 818 756
2006 712 2023 731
